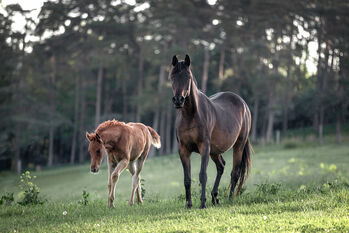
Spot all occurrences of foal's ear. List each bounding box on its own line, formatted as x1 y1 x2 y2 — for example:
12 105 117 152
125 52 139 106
184 54 190 67
86 132 93 141
172 55 178 66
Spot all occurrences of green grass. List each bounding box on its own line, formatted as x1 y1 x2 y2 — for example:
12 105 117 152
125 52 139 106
1 138 349 232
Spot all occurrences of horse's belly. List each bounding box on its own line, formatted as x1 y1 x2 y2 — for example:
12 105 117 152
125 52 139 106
210 129 238 155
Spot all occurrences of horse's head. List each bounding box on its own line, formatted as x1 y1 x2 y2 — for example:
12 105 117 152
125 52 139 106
170 54 192 108
86 132 106 173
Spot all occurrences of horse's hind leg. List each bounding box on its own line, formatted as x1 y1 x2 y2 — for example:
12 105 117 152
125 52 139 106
210 154 225 205
229 146 242 198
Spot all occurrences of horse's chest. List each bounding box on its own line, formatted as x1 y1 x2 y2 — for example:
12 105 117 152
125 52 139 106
177 127 202 152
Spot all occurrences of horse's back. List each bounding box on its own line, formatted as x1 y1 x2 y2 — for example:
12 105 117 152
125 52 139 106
209 91 246 110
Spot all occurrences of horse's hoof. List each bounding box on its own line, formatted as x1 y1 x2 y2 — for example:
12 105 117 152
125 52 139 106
128 202 134 206
186 202 192 209
200 203 206 209
108 204 114 209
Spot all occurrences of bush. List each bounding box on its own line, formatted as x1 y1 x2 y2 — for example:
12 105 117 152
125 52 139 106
17 171 45 206
141 178 146 199
256 182 282 195
0 192 14 205
78 190 89 205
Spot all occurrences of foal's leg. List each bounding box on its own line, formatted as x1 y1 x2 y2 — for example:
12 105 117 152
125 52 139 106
210 154 225 205
128 161 139 206
109 159 129 207
135 156 146 204
179 146 192 209
198 140 210 209
229 146 243 198
107 159 117 208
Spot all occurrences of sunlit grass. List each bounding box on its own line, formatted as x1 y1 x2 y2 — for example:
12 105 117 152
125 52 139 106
0 137 349 232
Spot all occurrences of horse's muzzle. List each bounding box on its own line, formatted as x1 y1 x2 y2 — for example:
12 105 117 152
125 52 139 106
172 96 185 108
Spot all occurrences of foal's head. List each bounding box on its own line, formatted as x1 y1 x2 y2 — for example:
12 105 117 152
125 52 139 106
86 132 106 173
170 55 192 108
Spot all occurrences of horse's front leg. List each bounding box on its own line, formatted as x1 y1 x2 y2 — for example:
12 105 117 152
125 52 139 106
198 140 210 209
108 159 129 208
179 146 192 209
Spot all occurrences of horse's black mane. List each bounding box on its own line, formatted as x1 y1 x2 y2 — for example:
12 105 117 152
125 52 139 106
172 61 188 74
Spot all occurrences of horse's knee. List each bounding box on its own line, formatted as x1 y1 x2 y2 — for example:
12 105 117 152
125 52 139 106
184 179 191 189
199 171 207 184
112 173 119 182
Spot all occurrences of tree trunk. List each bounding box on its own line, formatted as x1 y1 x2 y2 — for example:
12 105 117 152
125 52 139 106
201 46 210 93
149 63 166 157
70 75 80 164
103 73 112 117
122 70 128 121
165 107 172 154
79 71 87 163
266 92 274 144
336 113 342 144
159 109 166 155
95 60 103 128
47 54 57 167
251 97 259 142
218 45 225 90
136 47 144 122
13 135 22 174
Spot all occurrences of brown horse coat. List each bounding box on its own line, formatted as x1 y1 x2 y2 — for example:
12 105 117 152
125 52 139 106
170 55 252 208
86 120 160 207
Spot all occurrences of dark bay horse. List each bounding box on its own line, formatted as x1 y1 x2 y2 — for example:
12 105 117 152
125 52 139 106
170 55 252 209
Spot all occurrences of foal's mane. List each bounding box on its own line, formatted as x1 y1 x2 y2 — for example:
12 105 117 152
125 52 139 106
96 119 125 134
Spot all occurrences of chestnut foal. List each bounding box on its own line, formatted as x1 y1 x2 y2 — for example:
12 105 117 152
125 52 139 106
86 120 161 207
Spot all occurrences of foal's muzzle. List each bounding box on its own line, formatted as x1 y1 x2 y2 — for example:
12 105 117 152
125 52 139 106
172 96 185 108
90 167 99 173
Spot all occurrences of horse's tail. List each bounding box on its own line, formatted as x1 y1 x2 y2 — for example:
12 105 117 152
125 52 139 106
236 138 252 195
147 126 161 148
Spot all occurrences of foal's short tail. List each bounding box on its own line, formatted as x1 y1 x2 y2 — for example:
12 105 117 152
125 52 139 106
147 126 161 148
236 138 252 195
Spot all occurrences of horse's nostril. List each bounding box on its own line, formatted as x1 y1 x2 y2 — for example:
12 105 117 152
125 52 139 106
179 96 185 103
172 96 176 103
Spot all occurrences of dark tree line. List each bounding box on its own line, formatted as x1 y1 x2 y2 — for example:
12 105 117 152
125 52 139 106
1 0 348 173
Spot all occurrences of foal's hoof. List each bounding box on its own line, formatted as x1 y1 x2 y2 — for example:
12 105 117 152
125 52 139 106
108 203 114 209
128 201 134 206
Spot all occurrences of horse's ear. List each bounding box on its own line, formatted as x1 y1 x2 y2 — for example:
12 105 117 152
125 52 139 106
95 133 102 143
86 132 93 141
172 55 178 66
184 54 190 67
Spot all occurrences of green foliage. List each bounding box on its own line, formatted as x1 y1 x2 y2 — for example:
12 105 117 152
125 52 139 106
256 182 282 195
78 190 89 206
17 171 44 206
0 192 14 205
140 178 146 199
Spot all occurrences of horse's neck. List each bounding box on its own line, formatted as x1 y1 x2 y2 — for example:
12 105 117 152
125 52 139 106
182 77 199 118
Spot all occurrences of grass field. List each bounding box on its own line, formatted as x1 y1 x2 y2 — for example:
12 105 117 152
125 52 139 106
1 137 349 232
